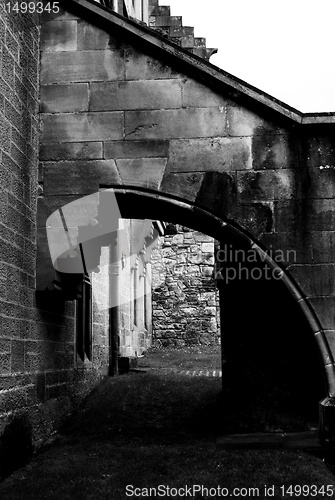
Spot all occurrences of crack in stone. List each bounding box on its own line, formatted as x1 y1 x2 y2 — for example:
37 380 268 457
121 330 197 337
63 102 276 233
125 123 157 138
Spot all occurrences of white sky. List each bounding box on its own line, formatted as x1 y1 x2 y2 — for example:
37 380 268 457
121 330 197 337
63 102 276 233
162 0 335 113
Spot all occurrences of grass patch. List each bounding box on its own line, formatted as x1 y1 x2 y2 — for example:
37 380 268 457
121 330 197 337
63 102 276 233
137 345 222 372
1 442 334 500
0 348 333 499
139 347 319 433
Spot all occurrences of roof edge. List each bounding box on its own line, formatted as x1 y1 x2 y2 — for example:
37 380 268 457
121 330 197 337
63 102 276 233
61 0 335 126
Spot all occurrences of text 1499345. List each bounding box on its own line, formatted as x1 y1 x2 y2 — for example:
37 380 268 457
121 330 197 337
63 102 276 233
5 2 60 14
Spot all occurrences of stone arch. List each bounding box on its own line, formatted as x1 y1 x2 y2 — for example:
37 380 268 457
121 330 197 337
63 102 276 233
40 185 329 403
37 0 335 437
112 186 328 390
115 188 329 435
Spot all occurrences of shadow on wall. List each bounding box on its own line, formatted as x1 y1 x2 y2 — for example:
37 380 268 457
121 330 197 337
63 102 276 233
218 237 326 428
0 414 33 480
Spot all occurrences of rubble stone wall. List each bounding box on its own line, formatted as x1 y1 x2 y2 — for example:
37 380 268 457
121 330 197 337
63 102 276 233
152 225 220 347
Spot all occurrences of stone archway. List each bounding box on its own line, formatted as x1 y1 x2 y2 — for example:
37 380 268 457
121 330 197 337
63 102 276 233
112 187 328 402
38 185 328 432
37 0 335 442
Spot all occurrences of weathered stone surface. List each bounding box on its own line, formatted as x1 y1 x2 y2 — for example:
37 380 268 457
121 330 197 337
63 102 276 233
90 79 182 111
202 242 214 253
288 264 335 297
323 331 335 365
304 166 335 199
305 136 335 169
125 108 227 140
179 34 195 49
116 158 167 189
261 232 313 265
125 50 180 80
41 50 125 84
252 133 294 170
153 15 182 27
274 170 296 199
192 47 215 60
196 171 237 217
41 112 124 143
40 6 79 22
104 140 168 159
152 224 220 347
169 25 193 37
41 21 77 52
231 202 273 238
11 340 25 373
43 160 121 195
182 79 230 108
227 107 279 137
315 331 333 366
40 142 103 161
311 231 335 263
160 172 204 202
40 84 89 113
308 297 335 331
237 169 295 202
36 256 58 291
275 199 335 232
153 5 171 16
194 37 206 47
167 137 251 172
36 230 52 260
77 20 128 50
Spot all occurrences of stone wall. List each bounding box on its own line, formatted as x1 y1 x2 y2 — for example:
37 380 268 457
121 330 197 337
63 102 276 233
152 225 220 347
0 5 41 474
34 0 335 441
91 246 111 371
118 219 153 358
0 6 111 476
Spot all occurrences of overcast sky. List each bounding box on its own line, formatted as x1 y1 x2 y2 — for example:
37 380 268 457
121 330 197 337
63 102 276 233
163 0 335 113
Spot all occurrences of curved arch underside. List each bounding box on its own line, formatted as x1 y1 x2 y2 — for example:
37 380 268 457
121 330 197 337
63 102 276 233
36 0 335 442
41 185 329 404
112 186 329 396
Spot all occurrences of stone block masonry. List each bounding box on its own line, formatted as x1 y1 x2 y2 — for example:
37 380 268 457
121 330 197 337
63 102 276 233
0 7 43 461
34 0 335 448
152 225 220 347
0 5 110 476
37 2 335 365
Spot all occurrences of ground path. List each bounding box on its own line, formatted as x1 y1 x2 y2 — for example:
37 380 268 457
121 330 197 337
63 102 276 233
0 347 333 499
136 366 222 377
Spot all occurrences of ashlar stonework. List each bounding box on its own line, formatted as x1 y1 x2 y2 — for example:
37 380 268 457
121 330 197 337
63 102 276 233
36 0 335 445
1 0 335 462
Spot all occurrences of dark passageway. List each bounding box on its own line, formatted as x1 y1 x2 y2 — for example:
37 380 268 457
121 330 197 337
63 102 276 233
113 189 326 430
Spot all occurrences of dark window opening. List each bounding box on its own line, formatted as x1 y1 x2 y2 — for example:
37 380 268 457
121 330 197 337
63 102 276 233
144 273 148 330
133 265 138 327
76 274 93 362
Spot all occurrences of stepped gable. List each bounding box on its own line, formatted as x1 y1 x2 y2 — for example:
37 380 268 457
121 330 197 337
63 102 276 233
96 0 217 61
148 0 218 61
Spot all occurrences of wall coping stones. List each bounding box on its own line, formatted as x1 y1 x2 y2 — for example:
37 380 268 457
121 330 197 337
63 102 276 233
61 0 335 125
